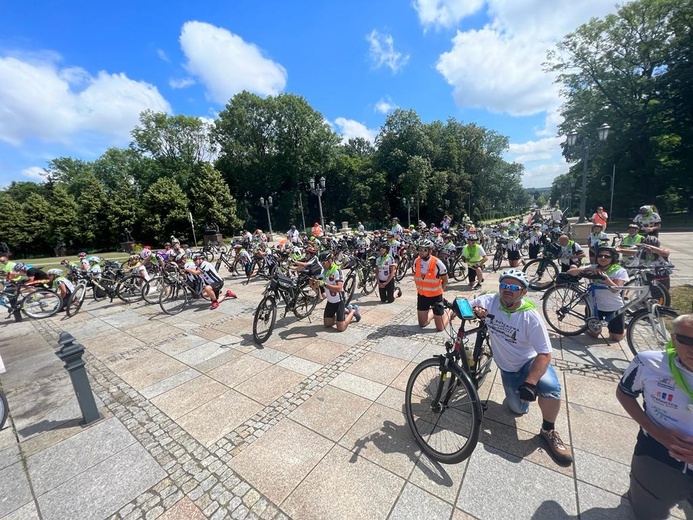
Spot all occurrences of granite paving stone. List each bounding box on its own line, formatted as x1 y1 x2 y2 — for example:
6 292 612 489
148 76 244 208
233 365 306 406
575 481 633 519
345 351 409 386
573 448 631 496
388 483 453 520
293 339 350 365
568 403 638 465
408 454 468 504
276 355 323 376
207 356 273 388
329 372 386 401
0 501 40 520
370 336 425 361
0 462 33 518
139 368 202 400
151 375 229 419
248 346 290 364
172 341 234 367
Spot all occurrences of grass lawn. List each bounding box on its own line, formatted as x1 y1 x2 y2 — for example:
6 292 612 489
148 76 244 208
12 251 131 273
670 285 693 315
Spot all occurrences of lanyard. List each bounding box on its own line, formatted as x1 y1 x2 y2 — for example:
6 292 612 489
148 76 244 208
666 341 693 408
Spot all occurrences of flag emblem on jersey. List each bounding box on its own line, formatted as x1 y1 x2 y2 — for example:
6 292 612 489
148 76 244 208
657 392 673 401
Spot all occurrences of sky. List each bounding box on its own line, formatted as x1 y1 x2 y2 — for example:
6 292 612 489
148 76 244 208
0 0 622 189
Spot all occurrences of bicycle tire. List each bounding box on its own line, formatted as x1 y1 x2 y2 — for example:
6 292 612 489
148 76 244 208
117 275 145 303
92 280 111 301
20 289 62 319
362 268 378 295
452 260 468 282
142 276 164 304
253 296 277 344
343 272 357 306
405 357 483 464
395 257 409 282
293 287 318 319
542 285 590 336
204 250 215 262
520 241 529 257
66 283 87 317
158 282 189 315
523 258 558 290
492 251 503 272
0 391 8 431
622 279 671 311
626 307 679 357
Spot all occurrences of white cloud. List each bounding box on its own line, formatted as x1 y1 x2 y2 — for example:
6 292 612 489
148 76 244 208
21 166 46 181
169 77 195 89
508 136 562 164
157 48 170 62
413 0 485 30
0 55 171 147
521 162 568 188
333 118 378 143
375 97 397 114
366 30 409 74
435 0 618 116
179 21 287 105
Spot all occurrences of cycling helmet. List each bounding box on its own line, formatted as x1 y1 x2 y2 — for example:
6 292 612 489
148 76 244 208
639 205 650 215
591 222 603 228
468 234 478 241
499 268 529 288
61 259 70 266
140 248 152 259
78 252 87 258
174 252 186 262
234 244 243 250
642 235 660 247
532 222 541 228
318 251 333 263
418 239 434 249
596 245 619 262
192 253 204 260
47 268 63 276
627 223 639 229
87 256 101 263
13 262 26 271
305 246 317 254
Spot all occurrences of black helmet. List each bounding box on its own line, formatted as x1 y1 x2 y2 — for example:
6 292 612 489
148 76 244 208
596 245 619 262
642 235 660 247
318 251 333 263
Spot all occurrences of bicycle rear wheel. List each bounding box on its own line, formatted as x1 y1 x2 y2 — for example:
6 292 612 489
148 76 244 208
395 257 409 282
343 272 356 306
253 296 277 344
523 258 558 290
405 357 483 464
626 307 679 356
142 276 165 304
293 287 318 319
542 285 590 336
452 260 468 282
159 282 189 315
492 251 503 272
117 275 145 303
0 391 8 431
66 283 87 317
21 289 62 319
362 268 378 295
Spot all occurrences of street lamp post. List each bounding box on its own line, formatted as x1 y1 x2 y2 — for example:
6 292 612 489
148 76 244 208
308 177 326 230
405 197 415 228
259 196 274 238
566 123 611 223
600 164 616 220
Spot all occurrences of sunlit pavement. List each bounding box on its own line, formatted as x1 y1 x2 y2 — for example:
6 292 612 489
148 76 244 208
0 231 691 520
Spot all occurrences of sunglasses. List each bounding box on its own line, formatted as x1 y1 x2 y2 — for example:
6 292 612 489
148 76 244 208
418 248 430 252
499 282 522 291
597 254 613 259
674 333 693 346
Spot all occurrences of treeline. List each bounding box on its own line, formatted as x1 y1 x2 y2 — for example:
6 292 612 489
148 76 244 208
0 98 529 255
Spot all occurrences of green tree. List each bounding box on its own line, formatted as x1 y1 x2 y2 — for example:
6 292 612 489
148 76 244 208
141 177 190 244
47 183 80 248
189 163 242 235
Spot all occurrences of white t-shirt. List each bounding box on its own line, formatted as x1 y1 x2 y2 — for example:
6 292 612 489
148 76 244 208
634 212 661 229
590 264 629 311
468 293 552 372
376 254 397 281
619 351 693 437
323 266 344 304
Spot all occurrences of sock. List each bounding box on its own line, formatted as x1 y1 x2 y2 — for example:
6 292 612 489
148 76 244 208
542 420 555 432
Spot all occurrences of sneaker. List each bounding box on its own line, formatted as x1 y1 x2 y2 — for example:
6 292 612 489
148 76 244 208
210 300 220 310
225 290 237 299
540 428 573 464
345 304 353 311
473 282 482 290
396 287 402 298
352 305 361 322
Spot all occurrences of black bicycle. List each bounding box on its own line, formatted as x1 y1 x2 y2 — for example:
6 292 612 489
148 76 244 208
405 298 494 463
0 280 62 322
252 271 319 343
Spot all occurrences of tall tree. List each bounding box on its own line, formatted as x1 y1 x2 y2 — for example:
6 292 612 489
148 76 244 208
189 163 242 235
141 177 190 245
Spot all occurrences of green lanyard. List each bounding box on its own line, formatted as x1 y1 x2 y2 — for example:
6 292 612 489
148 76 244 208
666 340 693 410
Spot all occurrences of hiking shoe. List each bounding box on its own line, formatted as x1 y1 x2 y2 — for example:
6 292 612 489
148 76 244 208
210 300 220 310
540 429 573 465
473 282 482 290
225 290 237 299
352 305 361 322
396 287 402 298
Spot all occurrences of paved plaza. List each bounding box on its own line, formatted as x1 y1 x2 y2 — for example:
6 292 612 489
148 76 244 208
1 232 692 520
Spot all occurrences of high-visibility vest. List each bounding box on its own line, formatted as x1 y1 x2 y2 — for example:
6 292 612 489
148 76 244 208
414 256 444 297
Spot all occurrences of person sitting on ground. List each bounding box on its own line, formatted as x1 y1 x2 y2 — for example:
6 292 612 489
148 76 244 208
617 224 644 256
616 313 693 520
319 252 360 331
469 269 573 465
184 253 233 309
591 206 609 230
461 234 487 290
376 242 401 304
557 234 585 272
355 232 370 260
137 246 153 281
567 246 628 341
633 205 662 236
47 268 74 306
414 239 452 331
587 223 609 264
77 251 89 271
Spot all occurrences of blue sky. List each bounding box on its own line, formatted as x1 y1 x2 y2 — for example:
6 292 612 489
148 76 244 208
0 0 620 189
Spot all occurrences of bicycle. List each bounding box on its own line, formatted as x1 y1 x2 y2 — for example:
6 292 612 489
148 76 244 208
0 352 7 430
252 271 319 343
541 273 678 356
342 255 378 305
0 281 62 321
405 298 493 463
522 241 564 290
491 238 508 271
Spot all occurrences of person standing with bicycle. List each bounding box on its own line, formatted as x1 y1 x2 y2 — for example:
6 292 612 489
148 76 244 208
567 246 629 341
616 313 693 520
414 239 452 331
469 268 573 465
319 252 360 331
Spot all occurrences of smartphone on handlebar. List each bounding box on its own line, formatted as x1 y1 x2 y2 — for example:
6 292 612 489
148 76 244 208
453 297 476 320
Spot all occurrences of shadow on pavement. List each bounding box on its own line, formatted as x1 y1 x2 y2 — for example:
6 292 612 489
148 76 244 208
18 417 82 438
530 498 633 520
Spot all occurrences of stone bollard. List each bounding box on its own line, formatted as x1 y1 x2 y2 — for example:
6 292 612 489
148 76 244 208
56 332 101 425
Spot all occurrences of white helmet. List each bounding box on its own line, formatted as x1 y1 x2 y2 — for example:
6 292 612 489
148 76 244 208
499 268 529 288
47 268 63 276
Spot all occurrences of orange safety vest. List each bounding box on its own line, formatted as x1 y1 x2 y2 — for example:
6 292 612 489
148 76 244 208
312 225 323 237
414 256 444 297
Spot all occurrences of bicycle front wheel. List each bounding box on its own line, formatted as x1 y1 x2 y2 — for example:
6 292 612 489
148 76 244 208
405 357 483 464
452 260 468 282
0 391 8 431
627 307 679 356
142 276 165 304
253 296 277 344
492 251 503 272
293 288 318 319
117 275 145 303
159 282 189 315
542 285 590 336
343 273 356 306
362 268 378 295
66 283 87 317
21 289 62 319
523 259 558 290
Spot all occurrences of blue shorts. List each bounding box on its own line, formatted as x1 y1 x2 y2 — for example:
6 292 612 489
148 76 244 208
500 359 562 414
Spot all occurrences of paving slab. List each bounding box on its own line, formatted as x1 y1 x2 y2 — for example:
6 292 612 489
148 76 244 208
329 372 387 401
0 462 33 518
0 500 40 520
150 375 228 419
388 482 454 520
233 364 306 405
370 336 425 361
